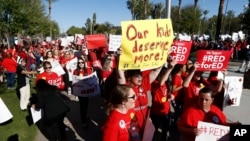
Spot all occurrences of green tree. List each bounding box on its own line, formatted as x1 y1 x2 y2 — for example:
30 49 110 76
241 2 250 34
127 0 139 20
66 26 85 35
151 3 164 19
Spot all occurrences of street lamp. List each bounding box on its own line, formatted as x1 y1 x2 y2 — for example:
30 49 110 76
166 0 171 18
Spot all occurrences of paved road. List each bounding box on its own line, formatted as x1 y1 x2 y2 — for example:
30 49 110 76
34 61 250 141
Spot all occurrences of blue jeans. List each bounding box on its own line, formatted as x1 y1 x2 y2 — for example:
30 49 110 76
5 72 16 88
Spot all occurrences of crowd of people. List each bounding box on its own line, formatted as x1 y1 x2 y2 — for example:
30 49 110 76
0 36 247 141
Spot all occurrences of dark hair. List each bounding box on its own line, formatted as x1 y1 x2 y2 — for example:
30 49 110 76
199 87 214 98
109 84 132 108
125 69 141 78
42 61 52 68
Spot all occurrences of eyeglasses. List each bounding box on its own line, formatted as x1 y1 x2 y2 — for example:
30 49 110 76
128 95 136 100
45 66 52 69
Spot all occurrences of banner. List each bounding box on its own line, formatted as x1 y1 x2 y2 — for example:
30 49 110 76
0 98 13 124
169 40 192 64
85 34 107 49
119 19 174 70
196 50 231 71
223 76 243 108
72 72 101 97
196 121 229 141
109 34 122 52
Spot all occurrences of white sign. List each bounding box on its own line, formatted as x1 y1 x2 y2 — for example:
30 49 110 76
223 76 243 107
0 98 13 124
38 60 65 76
109 34 122 51
30 107 41 123
72 72 101 97
66 57 78 81
195 121 229 141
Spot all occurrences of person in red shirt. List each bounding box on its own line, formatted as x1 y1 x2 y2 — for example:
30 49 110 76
178 87 240 141
2 53 17 89
102 84 137 141
117 49 163 139
73 58 93 127
182 63 224 111
150 60 176 141
35 61 64 90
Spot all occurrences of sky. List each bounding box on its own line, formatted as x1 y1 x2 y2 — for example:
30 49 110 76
46 0 249 32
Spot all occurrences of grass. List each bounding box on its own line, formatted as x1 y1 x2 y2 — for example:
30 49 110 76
0 79 38 141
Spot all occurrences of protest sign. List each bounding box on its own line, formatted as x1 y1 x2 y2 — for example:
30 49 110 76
66 57 78 81
85 34 107 49
142 118 155 141
72 72 101 97
169 40 192 64
195 121 229 141
119 19 174 70
0 98 13 124
196 50 231 71
223 76 243 107
30 108 41 124
108 34 122 52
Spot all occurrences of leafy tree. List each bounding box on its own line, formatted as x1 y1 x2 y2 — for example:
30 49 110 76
66 26 85 35
127 0 139 20
151 3 164 19
241 2 250 34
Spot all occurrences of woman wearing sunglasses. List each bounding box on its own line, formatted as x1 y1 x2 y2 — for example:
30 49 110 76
73 58 93 127
35 61 65 90
102 84 138 141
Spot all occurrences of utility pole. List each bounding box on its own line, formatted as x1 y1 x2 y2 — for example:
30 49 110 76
166 0 171 18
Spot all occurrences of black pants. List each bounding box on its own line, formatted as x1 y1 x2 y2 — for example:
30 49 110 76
36 115 66 141
150 114 170 141
79 96 89 123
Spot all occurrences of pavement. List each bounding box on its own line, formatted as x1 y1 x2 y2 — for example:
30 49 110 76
34 60 250 141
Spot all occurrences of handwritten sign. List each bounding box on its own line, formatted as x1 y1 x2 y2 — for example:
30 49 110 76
109 34 122 52
85 34 107 49
196 50 232 71
196 121 229 141
72 72 101 97
119 19 174 70
223 76 243 107
169 40 192 64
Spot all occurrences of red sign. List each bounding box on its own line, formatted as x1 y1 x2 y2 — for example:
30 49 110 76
196 50 232 71
169 40 192 64
85 34 107 49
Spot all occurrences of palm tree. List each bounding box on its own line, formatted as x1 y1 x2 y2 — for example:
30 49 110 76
215 0 225 39
47 0 58 39
127 0 139 20
194 0 199 15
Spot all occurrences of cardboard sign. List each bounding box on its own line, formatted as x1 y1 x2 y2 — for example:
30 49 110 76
119 19 174 70
196 50 231 71
0 98 13 124
223 76 243 108
196 121 229 141
85 34 107 49
109 34 122 52
169 40 192 64
72 72 101 97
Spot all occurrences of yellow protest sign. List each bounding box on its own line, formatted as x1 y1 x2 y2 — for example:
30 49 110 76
118 19 174 70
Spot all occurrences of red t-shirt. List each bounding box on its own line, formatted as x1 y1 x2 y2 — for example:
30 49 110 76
102 109 136 141
178 105 227 141
2 58 17 73
73 68 93 77
101 70 112 80
132 71 150 130
151 80 170 116
35 72 65 90
172 74 183 98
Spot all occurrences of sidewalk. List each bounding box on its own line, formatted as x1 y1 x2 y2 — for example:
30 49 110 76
34 92 107 141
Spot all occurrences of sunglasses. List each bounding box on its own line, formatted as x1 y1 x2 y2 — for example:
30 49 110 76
128 95 136 100
78 62 84 64
45 66 52 69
